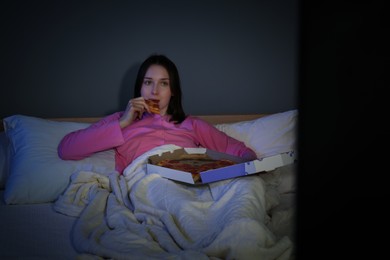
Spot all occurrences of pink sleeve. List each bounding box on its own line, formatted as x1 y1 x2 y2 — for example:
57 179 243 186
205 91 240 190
190 117 257 160
58 112 125 160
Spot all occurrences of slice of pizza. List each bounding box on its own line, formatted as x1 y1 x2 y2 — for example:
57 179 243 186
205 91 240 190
146 99 160 114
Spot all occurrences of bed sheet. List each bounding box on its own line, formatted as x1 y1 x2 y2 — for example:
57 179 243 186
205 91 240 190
268 193 296 244
0 191 296 260
0 190 78 259
0 146 296 260
0 180 296 260
54 144 296 259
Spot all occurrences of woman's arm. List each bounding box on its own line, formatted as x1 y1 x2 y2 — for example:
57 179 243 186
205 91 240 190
190 117 257 160
58 112 125 160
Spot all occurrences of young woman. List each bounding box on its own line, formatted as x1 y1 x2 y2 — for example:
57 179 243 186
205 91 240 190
58 54 257 174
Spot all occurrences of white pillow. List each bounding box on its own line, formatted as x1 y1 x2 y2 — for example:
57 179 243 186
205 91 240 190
215 109 298 158
3 115 116 205
0 132 9 189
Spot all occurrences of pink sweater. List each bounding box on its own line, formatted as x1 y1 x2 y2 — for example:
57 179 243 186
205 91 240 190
58 112 257 174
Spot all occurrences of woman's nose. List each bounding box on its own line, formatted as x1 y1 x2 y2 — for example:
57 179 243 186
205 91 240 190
152 84 158 94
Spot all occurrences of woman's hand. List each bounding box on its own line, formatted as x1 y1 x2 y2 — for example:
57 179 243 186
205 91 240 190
119 97 150 128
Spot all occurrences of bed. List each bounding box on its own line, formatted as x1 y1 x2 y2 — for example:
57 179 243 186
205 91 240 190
0 110 298 260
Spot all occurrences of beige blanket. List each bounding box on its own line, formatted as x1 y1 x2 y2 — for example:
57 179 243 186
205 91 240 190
54 144 293 260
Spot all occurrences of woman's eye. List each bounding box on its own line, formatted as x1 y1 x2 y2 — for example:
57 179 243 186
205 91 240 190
160 81 169 86
144 80 152 85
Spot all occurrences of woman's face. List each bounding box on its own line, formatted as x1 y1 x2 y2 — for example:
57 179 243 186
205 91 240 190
141 64 172 115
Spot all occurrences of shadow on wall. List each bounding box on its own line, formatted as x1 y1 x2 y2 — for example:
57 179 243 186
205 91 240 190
106 62 141 115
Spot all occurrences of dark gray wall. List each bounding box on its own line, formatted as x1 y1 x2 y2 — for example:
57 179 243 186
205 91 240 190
0 0 299 118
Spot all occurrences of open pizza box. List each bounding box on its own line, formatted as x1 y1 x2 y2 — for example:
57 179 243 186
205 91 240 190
147 148 296 185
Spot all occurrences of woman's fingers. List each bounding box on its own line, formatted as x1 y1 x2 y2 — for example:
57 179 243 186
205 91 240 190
130 98 150 116
119 98 144 128
120 97 154 128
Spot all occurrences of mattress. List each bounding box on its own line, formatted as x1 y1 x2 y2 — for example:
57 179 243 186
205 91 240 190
0 190 78 259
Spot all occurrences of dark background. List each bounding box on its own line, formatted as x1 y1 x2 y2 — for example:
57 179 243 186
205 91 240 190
0 0 298 119
298 0 387 258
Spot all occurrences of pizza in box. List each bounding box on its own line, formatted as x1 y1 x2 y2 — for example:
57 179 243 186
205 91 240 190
155 153 236 183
